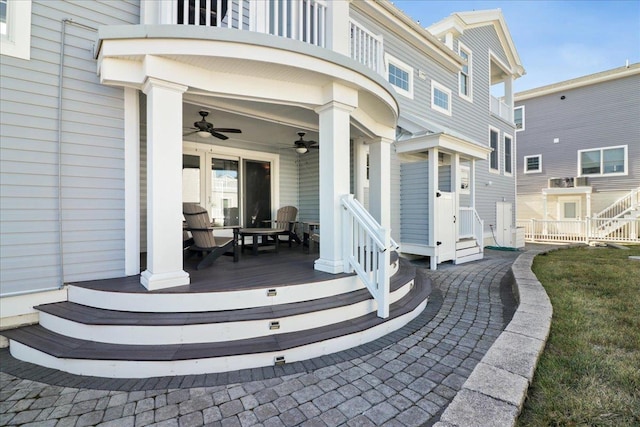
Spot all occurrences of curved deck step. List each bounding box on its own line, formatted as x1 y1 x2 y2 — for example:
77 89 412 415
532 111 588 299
4 274 431 378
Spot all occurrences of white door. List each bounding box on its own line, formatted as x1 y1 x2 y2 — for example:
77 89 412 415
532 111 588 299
436 192 456 262
558 197 582 235
496 202 513 247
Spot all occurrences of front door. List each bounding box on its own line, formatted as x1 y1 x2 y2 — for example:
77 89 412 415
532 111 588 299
558 196 581 235
436 192 455 262
496 202 513 246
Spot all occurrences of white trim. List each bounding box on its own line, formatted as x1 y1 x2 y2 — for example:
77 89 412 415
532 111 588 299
524 154 542 174
503 133 513 176
488 126 500 173
124 88 140 276
385 53 413 99
458 41 472 102
514 105 525 131
431 80 452 116
577 144 628 177
0 0 31 60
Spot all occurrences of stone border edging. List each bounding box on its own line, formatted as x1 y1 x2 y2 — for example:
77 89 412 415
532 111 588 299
434 249 553 427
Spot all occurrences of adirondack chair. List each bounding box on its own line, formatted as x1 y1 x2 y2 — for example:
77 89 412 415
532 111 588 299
183 203 238 269
262 205 301 246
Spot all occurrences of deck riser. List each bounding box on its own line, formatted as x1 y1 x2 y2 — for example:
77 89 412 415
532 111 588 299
38 280 414 345
9 298 427 378
68 275 365 313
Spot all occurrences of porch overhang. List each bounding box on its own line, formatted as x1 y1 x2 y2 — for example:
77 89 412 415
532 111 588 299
395 132 491 160
542 187 592 196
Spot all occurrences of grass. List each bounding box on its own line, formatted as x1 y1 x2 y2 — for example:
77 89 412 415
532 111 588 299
517 245 640 427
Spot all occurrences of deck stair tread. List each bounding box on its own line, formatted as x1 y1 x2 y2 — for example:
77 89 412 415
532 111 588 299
3 273 430 362
42 260 415 325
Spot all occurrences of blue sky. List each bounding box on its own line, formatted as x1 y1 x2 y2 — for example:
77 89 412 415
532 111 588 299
391 0 640 92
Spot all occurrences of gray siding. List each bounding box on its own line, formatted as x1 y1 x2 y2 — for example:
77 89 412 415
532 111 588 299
1 1 139 296
297 150 319 223
515 73 640 195
400 161 429 244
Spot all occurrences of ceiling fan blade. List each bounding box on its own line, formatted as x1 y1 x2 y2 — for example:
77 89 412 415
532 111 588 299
211 131 229 140
212 128 242 133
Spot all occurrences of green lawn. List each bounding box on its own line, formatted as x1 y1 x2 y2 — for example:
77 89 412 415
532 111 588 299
517 245 640 427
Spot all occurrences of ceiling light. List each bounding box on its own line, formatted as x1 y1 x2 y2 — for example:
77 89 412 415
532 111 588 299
296 146 308 154
197 130 211 138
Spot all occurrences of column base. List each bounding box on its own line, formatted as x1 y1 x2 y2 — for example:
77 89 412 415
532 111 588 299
314 258 346 274
141 270 190 291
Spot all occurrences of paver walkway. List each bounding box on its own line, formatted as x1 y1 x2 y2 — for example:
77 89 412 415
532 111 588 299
0 249 520 426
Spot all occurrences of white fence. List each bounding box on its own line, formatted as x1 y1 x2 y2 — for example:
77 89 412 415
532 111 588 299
517 218 640 244
459 207 484 250
350 19 384 74
490 95 512 122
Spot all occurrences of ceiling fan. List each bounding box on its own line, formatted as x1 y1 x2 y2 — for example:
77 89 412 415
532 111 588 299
185 110 241 140
292 132 318 154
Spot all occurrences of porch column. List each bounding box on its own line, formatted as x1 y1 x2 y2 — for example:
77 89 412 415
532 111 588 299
314 95 355 274
428 147 439 270
140 78 190 290
124 87 140 276
452 153 460 242
368 137 392 234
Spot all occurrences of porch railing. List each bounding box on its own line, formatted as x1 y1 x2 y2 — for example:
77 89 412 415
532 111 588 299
517 218 640 243
490 95 513 122
350 19 384 75
459 207 484 250
341 194 397 319
173 0 327 47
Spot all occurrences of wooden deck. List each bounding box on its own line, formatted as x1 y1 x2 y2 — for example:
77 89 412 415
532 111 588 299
72 245 354 294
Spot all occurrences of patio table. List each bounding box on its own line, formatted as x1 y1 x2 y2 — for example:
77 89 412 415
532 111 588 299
239 228 286 255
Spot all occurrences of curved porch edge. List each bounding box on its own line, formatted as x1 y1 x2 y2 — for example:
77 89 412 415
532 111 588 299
434 246 561 427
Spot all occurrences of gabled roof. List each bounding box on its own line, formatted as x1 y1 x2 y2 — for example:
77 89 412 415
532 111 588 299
428 9 525 78
515 62 640 101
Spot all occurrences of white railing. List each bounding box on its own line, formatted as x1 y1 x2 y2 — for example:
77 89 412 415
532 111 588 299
342 194 396 319
173 0 327 47
490 95 513 122
593 187 639 219
459 207 484 249
517 218 640 243
350 19 384 75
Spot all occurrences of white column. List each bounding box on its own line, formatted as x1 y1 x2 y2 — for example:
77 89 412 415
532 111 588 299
354 139 368 206
428 147 438 270
124 87 140 276
140 78 190 290
505 77 514 121
452 153 460 242
314 100 354 274
368 137 392 234
326 0 350 55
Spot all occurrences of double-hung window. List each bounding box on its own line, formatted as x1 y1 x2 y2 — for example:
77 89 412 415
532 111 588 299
489 127 499 172
458 42 472 101
578 145 627 176
431 80 452 116
385 54 413 98
0 0 32 60
504 135 513 175
514 106 524 131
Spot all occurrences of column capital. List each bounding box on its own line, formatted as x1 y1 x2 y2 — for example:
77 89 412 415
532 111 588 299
365 136 395 145
142 77 188 95
314 100 355 115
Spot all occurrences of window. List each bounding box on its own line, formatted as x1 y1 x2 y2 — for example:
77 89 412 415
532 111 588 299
431 80 452 116
524 155 542 174
514 106 524 131
460 166 470 194
504 135 513 175
578 145 627 176
489 128 499 172
0 0 32 60
385 54 413 98
458 42 472 100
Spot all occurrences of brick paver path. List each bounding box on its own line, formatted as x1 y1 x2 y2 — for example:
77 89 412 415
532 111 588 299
0 249 519 426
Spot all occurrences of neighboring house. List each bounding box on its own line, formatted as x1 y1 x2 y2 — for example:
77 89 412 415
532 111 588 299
0 1 522 377
514 64 640 243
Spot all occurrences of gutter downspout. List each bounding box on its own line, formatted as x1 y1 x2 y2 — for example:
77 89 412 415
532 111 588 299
57 19 97 289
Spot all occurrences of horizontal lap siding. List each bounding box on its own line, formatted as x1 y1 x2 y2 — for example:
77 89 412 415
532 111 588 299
0 1 139 296
298 151 319 223
401 162 429 244
516 73 640 195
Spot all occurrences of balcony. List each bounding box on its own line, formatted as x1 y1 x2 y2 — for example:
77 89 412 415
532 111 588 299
143 0 384 75
490 95 513 123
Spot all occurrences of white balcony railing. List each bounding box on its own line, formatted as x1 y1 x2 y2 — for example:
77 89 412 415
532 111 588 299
350 19 384 75
170 0 327 47
490 95 513 122
517 218 640 243
342 194 397 319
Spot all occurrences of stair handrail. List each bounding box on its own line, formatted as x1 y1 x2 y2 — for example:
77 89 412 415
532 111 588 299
472 208 484 253
593 187 639 220
341 194 392 318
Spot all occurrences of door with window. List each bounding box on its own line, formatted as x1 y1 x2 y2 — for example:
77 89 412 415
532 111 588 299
558 197 582 235
183 150 273 229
